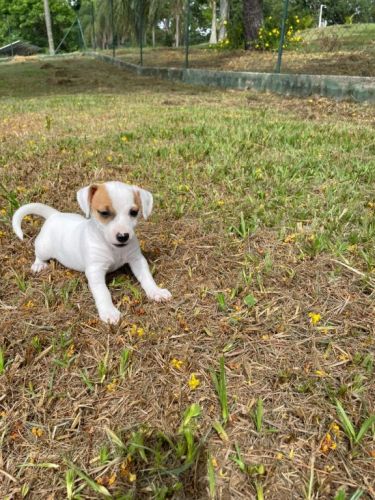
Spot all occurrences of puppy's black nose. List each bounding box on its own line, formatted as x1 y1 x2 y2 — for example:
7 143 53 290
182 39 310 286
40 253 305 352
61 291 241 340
116 233 129 243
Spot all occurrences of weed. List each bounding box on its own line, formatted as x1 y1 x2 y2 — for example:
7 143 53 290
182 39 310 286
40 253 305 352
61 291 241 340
64 461 111 497
119 348 131 379
210 356 229 424
98 350 109 384
253 398 264 433
0 347 5 375
334 489 363 500
216 292 227 312
335 399 375 447
229 212 255 239
207 453 216 499
0 182 20 214
13 271 28 293
80 369 95 392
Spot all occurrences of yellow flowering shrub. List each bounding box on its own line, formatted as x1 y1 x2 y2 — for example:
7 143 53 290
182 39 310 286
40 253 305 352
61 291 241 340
255 15 303 51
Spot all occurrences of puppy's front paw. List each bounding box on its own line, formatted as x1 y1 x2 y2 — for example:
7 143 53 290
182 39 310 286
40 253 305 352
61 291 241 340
147 288 172 302
99 306 121 324
31 261 49 273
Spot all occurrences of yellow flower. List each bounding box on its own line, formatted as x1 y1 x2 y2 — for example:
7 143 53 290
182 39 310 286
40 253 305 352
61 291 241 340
320 433 337 454
23 300 35 309
24 215 32 222
129 324 145 336
107 155 113 162
188 373 200 390
128 472 137 482
315 370 327 377
330 422 340 437
171 358 183 370
121 136 128 142
66 344 75 358
275 452 283 460
0 231 6 238
31 427 44 438
284 233 297 243
106 379 118 392
0 208 6 216
308 312 321 325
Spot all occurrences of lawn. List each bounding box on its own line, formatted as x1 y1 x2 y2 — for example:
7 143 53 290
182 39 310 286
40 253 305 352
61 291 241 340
0 57 374 499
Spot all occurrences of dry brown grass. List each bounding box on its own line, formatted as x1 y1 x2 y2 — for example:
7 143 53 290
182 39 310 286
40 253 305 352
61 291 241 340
0 57 374 499
117 47 375 77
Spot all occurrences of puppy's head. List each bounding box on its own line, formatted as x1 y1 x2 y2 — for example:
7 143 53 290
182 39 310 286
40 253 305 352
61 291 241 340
77 181 153 247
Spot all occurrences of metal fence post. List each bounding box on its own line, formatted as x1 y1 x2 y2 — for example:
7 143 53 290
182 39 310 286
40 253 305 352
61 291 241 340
110 0 115 57
139 0 144 66
91 1 96 50
275 0 289 74
184 0 190 69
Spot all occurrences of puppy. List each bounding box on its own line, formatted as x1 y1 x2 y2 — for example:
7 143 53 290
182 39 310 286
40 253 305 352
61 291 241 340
12 181 172 323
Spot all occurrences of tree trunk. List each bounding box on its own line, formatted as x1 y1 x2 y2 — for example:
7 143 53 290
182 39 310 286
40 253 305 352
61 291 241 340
243 0 263 50
43 0 55 55
209 1 217 44
219 0 229 41
175 14 180 47
152 25 156 47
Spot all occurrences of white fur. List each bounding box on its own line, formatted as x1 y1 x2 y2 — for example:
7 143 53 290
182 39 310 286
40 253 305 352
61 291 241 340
12 181 171 324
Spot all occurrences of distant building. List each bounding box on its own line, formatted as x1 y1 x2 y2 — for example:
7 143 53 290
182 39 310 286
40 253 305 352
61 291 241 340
0 40 42 57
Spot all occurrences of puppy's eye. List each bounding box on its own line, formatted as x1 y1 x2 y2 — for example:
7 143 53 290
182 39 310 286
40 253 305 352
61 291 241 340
98 210 111 218
129 208 139 217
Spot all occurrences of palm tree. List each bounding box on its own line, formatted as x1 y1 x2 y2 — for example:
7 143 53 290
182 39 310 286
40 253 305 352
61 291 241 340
43 0 55 54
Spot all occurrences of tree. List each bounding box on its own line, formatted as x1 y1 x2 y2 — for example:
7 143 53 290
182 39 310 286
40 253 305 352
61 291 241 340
243 0 263 49
0 0 75 50
219 0 229 41
209 0 217 43
43 0 55 54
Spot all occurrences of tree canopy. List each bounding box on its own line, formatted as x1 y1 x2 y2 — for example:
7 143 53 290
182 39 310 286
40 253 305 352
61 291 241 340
0 0 374 51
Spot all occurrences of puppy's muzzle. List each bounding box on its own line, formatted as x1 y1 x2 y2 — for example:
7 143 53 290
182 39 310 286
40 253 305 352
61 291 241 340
114 232 129 247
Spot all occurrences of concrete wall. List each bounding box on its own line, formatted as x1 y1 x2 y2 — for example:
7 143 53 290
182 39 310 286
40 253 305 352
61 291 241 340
90 52 375 103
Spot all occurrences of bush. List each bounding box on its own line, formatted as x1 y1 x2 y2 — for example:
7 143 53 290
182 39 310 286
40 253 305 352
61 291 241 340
255 15 303 51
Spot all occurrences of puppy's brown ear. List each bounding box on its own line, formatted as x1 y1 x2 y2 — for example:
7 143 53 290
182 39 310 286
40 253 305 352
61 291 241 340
77 184 98 218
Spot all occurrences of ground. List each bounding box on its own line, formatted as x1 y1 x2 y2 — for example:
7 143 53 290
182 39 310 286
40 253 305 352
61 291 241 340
0 57 374 499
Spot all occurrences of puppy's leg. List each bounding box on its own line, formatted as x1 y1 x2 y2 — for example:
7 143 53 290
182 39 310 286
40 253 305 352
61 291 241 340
85 267 121 324
129 255 172 302
31 233 51 273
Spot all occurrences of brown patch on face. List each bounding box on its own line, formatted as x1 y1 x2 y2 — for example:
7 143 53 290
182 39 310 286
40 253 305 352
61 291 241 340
91 184 115 223
133 190 142 214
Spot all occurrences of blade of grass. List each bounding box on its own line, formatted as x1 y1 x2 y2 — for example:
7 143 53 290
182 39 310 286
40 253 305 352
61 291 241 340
65 462 111 497
335 399 356 444
254 398 264 433
210 356 229 424
105 426 126 450
212 421 228 442
207 453 216 499
66 469 75 499
355 415 375 444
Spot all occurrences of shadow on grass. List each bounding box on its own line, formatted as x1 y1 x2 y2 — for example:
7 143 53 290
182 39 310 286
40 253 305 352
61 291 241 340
0 56 207 99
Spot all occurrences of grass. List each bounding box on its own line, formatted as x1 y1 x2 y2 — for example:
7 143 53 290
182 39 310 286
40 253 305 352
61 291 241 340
0 56 374 498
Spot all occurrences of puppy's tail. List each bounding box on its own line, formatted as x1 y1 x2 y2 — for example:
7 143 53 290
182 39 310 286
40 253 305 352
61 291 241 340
12 203 58 241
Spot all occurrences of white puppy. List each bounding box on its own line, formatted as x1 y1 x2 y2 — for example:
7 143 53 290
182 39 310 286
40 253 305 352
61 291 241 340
12 181 172 324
